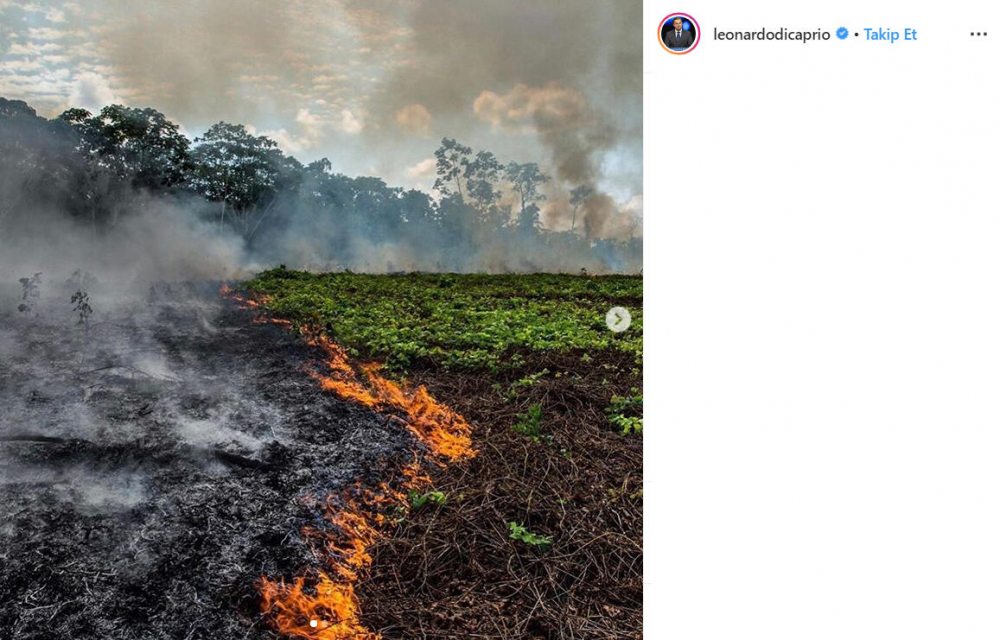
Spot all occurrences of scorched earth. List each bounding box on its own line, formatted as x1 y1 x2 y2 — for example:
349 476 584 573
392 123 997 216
0 283 421 639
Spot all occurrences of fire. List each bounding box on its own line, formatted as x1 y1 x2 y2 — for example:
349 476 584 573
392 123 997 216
259 572 374 640
258 468 432 640
305 335 475 462
221 286 473 639
223 285 269 310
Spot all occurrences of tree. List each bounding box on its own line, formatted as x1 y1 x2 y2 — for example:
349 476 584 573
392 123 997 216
189 122 285 237
463 150 502 215
59 105 191 190
1 99 91 228
433 138 472 200
505 162 549 231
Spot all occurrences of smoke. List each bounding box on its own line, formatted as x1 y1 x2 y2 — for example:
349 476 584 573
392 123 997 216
31 0 641 207
375 0 639 116
375 0 641 238
2 0 640 258
472 82 636 241
2 0 644 276
473 84 599 178
0 195 248 291
0 463 148 510
90 0 305 124
395 104 433 137
0 282 276 520
2 95 640 278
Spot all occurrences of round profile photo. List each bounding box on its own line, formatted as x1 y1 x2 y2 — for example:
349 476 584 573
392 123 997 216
659 13 700 54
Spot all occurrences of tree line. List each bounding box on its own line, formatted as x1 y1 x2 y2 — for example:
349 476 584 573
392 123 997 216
0 97 641 272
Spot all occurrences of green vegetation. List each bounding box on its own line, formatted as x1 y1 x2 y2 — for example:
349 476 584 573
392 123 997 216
607 389 643 435
511 403 552 443
507 522 553 549
408 490 446 512
245 268 642 372
504 368 550 398
265 268 646 636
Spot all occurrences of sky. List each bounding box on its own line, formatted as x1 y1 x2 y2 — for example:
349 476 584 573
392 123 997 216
0 0 642 230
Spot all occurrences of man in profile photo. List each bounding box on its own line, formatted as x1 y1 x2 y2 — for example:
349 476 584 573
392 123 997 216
664 17 694 50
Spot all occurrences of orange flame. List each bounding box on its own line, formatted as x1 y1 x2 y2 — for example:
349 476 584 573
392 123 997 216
259 572 374 640
222 286 473 639
258 466 432 639
304 334 475 463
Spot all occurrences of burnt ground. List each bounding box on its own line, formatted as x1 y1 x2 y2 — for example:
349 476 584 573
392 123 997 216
0 286 410 640
357 349 643 639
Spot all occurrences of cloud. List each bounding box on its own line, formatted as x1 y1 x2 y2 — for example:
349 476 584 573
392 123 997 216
67 71 120 112
336 108 363 134
0 0 640 200
0 59 46 73
45 7 65 22
312 74 347 85
295 107 321 132
376 0 639 117
375 0 641 194
259 107 329 153
27 27 71 40
394 103 431 136
473 82 588 134
238 74 280 84
261 128 307 153
6 42 62 55
402 156 436 192
404 157 435 180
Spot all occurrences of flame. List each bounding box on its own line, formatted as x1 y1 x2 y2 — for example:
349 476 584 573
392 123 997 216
221 286 473 639
304 334 475 462
258 467 432 639
223 285 270 311
259 572 374 640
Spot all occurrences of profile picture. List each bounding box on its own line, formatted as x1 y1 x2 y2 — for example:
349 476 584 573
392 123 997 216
659 13 700 54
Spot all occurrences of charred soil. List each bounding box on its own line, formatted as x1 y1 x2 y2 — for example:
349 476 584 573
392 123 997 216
0 291 410 640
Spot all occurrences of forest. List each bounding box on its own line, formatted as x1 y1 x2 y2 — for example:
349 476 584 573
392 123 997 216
0 97 641 273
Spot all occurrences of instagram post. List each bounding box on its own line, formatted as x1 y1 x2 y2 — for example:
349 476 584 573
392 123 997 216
0 2 642 639
3 0 997 637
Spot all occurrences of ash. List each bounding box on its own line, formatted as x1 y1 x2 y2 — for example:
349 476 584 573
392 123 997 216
0 284 409 639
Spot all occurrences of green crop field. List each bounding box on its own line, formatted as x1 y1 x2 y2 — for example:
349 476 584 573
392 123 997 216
246 267 643 372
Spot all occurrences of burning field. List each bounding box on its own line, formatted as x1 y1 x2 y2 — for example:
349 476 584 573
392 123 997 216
0 271 641 639
1 3 642 633
0 281 467 639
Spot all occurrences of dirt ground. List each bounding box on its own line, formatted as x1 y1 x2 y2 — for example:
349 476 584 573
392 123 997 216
357 349 643 639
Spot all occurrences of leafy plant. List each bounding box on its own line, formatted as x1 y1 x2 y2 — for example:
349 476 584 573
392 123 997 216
508 521 553 549
610 414 643 435
607 389 643 436
511 403 551 443
17 273 42 314
505 368 549 398
408 490 446 512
